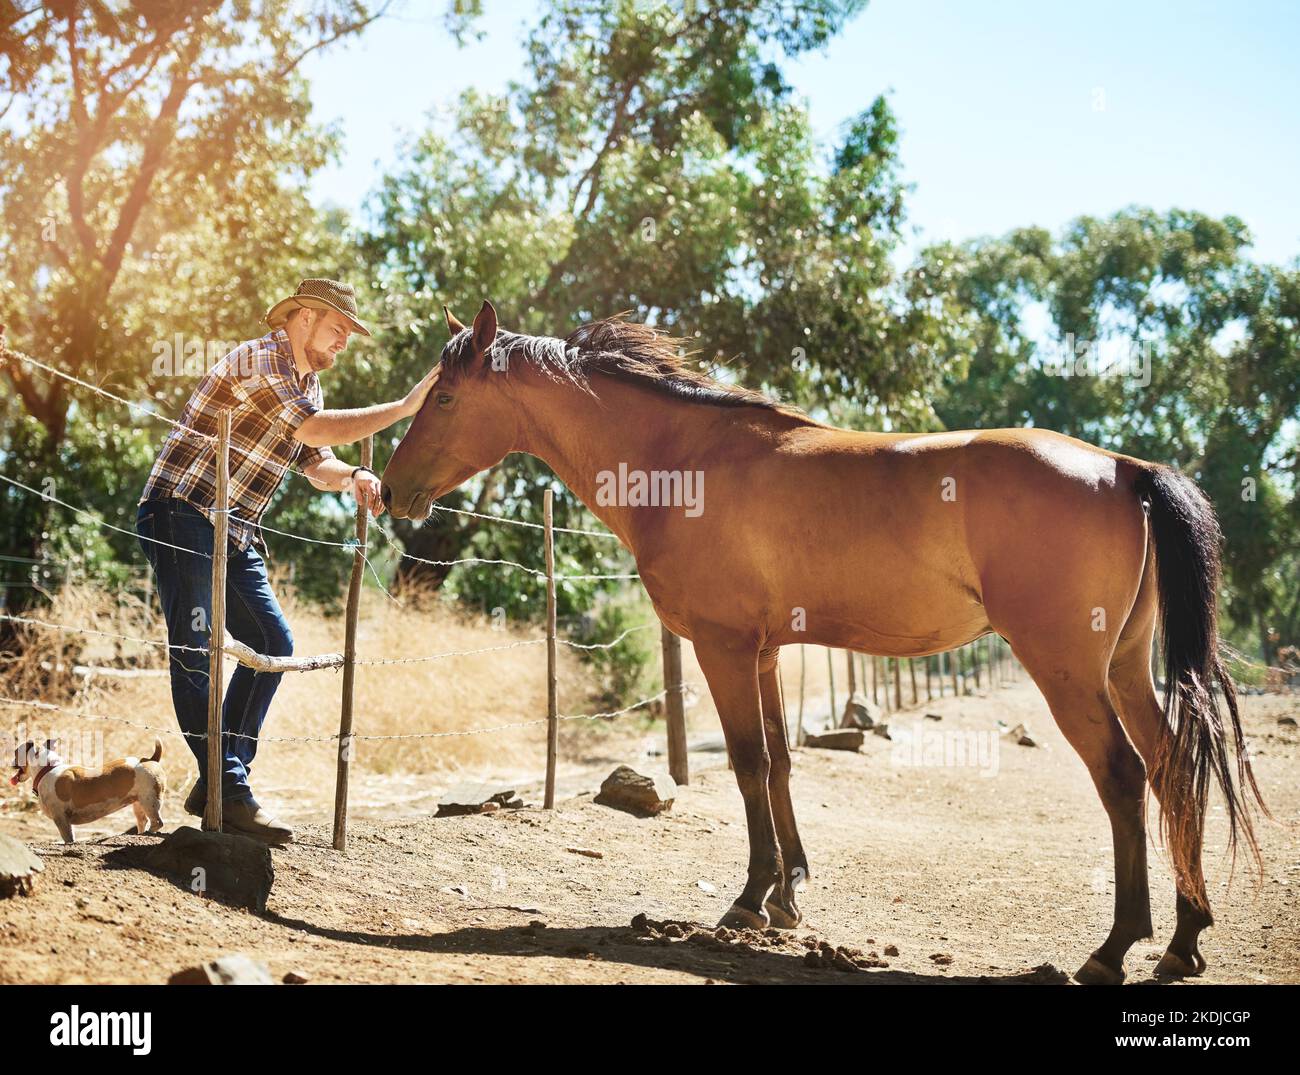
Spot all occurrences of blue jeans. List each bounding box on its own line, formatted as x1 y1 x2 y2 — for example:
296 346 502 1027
136 498 294 805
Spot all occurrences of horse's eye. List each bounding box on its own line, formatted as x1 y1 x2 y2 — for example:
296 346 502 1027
436 392 454 408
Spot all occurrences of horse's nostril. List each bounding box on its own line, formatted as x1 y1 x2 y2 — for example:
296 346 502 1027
381 484 393 510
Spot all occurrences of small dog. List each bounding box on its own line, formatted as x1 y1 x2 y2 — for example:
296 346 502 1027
10 738 167 844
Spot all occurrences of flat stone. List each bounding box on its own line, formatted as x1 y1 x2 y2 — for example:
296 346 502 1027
168 954 276 985
593 765 676 817
131 826 273 912
0 832 43 899
804 729 864 752
436 782 522 817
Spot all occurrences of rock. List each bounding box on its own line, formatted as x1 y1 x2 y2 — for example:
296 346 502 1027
565 847 603 859
168 954 276 985
1279 716 1297 728
593 766 676 817
884 944 900 957
840 692 880 729
436 782 523 817
1006 723 1037 747
924 712 943 722
804 729 864 752
0 832 43 899
871 723 892 740
132 826 273 912
282 970 309 985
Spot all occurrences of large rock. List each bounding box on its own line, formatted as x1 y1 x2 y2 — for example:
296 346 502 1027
594 766 676 817
436 782 523 817
142 826 274 911
168 954 276 985
0 832 43 898
804 729 864 752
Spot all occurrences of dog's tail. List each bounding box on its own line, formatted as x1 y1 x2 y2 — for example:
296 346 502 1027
149 738 163 763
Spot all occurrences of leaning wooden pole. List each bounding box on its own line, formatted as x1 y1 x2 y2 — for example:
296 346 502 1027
204 410 231 834
333 435 372 852
543 490 559 808
663 624 689 785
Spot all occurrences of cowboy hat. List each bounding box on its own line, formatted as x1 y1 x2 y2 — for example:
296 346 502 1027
265 278 371 337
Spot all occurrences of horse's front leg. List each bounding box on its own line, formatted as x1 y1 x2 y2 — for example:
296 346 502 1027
692 629 782 930
759 646 807 928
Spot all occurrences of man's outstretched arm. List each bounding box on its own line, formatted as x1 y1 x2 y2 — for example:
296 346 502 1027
293 366 438 448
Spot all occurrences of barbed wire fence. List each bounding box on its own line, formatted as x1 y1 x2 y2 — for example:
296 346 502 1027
5 349 1288 843
0 349 693 849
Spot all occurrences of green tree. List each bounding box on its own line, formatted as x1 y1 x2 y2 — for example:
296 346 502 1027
360 0 960 598
930 208 1300 658
0 0 385 621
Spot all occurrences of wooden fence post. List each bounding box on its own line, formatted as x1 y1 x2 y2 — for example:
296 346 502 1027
926 655 933 701
952 647 961 696
543 489 559 808
332 435 372 852
663 624 689 785
204 409 231 834
826 647 836 725
796 644 806 747
909 658 918 706
893 656 903 710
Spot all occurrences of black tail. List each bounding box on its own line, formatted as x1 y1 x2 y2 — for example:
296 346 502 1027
1136 466 1268 913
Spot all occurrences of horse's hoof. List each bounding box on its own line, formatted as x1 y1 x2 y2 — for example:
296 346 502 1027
717 903 768 931
1074 955 1125 985
763 898 802 929
1154 950 1205 979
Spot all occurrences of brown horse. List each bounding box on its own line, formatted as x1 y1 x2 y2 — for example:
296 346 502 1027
381 301 1268 985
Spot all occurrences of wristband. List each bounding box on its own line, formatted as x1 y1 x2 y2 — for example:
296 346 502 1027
350 466 377 484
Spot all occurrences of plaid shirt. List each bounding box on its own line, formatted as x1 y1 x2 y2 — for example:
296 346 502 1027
140 329 335 551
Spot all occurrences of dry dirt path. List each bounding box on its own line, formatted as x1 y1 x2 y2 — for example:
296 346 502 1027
1 683 1296 984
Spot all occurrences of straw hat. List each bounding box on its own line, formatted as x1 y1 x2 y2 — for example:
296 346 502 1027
264 278 371 337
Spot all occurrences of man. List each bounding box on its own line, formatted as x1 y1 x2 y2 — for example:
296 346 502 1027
136 279 436 844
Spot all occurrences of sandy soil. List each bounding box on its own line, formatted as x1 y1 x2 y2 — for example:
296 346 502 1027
1 682 1296 985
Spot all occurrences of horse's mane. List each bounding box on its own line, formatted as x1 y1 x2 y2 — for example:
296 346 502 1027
445 314 803 416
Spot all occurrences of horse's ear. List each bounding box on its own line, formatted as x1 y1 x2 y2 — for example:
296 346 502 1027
472 300 498 360
443 305 466 336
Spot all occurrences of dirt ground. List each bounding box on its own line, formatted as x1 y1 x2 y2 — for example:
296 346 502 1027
1 681 1296 985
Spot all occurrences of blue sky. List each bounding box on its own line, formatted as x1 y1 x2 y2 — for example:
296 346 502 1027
304 0 1300 264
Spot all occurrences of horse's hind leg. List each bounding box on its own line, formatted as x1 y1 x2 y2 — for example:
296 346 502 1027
693 628 783 930
1107 600 1214 979
759 647 807 928
1014 645 1153 985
